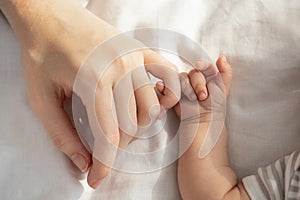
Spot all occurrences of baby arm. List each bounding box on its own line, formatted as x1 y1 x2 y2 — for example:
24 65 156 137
175 56 250 200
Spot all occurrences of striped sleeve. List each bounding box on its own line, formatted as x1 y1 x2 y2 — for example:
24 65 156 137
242 151 300 200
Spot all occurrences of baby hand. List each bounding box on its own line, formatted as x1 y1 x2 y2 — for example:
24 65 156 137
156 56 232 124
156 56 232 158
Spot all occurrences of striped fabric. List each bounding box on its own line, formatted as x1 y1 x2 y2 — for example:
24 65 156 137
242 151 300 200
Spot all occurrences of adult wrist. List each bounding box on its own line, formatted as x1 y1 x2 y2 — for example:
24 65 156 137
0 0 44 43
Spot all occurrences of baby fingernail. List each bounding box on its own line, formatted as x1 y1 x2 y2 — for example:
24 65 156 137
71 153 88 172
199 91 207 100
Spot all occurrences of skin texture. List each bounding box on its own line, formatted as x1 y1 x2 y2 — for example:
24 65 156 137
158 56 251 200
0 0 180 189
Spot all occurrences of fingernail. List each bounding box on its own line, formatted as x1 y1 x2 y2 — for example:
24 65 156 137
222 56 227 64
90 178 103 189
199 91 207 100
71 153 88 172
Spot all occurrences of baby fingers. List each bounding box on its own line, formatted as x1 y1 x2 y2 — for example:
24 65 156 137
179 72 197 101
188 69 208 100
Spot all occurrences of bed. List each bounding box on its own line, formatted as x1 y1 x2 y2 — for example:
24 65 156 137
0 0 299 199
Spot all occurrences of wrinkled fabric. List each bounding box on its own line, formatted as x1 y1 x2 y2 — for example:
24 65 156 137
0 0 300 199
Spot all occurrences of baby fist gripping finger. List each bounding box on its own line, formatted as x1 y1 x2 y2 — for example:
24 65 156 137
197 56 232 158
174 72 203 122
175 56 232 158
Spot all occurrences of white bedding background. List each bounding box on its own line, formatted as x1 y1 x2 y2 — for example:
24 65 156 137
1 0 300 199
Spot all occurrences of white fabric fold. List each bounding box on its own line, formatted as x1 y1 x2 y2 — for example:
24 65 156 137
1 0 300 199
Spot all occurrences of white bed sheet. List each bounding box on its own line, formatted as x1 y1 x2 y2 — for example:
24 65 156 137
1 0 300 199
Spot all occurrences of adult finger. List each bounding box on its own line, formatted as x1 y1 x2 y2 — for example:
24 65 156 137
143 50 181 111
143 50 179 71
114 71 137 149
113 69 138 136
31 92 92 173
87 85 119 189
188 69 208 101
132 66 160 128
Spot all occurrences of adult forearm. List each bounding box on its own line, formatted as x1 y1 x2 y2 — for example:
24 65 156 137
0 0 34 16
0 0 41 39
0 0 106 48
0 0 120 66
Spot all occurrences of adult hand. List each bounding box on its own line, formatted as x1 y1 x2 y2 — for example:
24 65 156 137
0 0 180 188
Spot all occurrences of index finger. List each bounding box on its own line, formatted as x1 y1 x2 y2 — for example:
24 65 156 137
143 50 181 111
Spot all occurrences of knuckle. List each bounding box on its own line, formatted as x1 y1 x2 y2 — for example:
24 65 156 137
26 48 44 67
50 132 69 151
117 53 141 73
